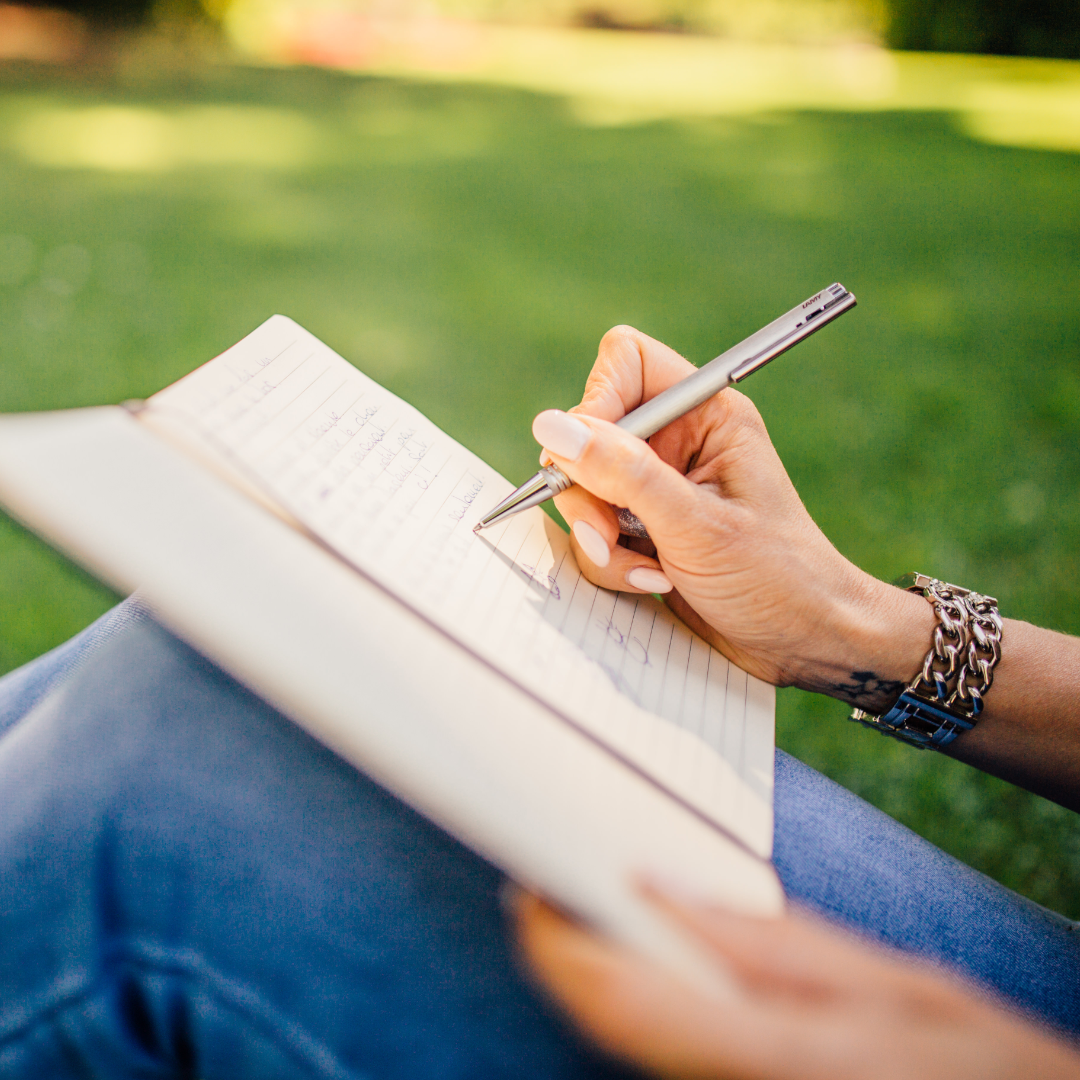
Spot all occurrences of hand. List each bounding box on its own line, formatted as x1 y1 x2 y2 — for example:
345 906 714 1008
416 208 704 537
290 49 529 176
536 325 934 710
513 887 1080 1080
536 325 1080 804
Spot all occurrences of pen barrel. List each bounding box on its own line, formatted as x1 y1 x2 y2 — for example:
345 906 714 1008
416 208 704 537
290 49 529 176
614 364 738 439
615 284 855 441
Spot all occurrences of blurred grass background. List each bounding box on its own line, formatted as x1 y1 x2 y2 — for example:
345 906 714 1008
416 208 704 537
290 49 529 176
1 11 1079 917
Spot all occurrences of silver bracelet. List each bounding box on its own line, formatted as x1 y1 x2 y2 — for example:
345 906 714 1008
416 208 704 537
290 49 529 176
850 573 1003 749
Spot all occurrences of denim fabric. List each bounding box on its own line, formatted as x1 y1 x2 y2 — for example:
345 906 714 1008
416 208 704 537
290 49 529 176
773 754 1080 1035
0 607 631 1079
0 603 1076 1077
0 596 151 739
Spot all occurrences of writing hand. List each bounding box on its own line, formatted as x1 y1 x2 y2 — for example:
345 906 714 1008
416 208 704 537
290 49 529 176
536 325 933 712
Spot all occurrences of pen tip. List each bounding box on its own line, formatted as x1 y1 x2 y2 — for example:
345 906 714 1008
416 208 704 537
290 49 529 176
472 523 482 534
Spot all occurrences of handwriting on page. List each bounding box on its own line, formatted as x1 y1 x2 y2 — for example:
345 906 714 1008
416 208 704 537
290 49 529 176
148 316 774 852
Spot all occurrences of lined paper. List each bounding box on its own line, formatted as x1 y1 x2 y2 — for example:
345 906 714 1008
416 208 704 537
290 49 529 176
145 315 775 856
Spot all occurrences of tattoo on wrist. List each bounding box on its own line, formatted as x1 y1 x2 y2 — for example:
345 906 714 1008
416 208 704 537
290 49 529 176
825 671 907 710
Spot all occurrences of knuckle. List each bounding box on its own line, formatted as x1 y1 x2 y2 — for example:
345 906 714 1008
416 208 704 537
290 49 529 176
576 373 619 415
718 388 770 441
599 324 638 349
572 554 600 584
725 388 760 416
595 326 643 373
725 387 764 425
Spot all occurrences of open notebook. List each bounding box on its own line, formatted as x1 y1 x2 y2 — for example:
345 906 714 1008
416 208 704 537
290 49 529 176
0 316 783 993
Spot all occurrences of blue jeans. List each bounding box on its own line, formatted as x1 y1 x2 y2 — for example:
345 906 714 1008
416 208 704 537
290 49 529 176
0 600 1077 1077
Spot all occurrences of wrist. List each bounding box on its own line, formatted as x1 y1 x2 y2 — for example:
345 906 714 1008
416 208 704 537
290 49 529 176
795 570 935 712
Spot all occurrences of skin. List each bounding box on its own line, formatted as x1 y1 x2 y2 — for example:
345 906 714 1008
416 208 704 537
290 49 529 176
514 324 1080 1079
514 889 1080 1080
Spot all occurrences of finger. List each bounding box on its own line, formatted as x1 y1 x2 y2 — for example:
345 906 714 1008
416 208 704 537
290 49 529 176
553 484 621 554
513 894 739 1074
640 883 957 1009
580 538 672 595
554 485 673 594
572 326 699 423
513 894 824 1080
533 409 705 544
648 887 879 985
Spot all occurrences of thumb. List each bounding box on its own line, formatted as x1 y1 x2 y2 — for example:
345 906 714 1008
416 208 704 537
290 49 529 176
533 410 701 538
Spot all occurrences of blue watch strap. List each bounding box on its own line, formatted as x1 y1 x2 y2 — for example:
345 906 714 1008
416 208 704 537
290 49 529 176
851 691 975 750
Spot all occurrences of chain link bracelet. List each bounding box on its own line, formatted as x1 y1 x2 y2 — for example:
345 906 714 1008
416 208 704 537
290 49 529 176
850 573 1003 750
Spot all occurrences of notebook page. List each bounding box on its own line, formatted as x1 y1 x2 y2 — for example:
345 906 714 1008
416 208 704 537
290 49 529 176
145 316 775 857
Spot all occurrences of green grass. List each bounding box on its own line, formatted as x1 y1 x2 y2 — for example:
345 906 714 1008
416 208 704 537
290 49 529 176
1 51 1078 915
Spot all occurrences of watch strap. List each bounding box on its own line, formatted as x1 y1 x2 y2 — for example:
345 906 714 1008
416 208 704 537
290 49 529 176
850 692 975 749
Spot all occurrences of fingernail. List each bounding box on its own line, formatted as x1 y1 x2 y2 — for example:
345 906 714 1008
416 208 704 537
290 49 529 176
532 410 591 462
539 450 552 466
626 567 672 593
572 520 611 568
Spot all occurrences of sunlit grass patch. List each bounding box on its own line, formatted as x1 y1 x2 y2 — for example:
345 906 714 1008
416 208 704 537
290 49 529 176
960 83 1080 152
6 101 319 171
221 12 1080 151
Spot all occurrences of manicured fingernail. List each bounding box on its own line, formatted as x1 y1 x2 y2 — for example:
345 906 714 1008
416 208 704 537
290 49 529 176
626 567 672 593
572 520 611 568
539 450 552 466
532 410 591 462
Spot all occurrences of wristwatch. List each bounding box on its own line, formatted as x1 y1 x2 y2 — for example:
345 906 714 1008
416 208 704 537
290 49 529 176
850 573 1003 750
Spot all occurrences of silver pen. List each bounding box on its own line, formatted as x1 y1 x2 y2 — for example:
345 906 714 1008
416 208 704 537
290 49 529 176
474 282 857 535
